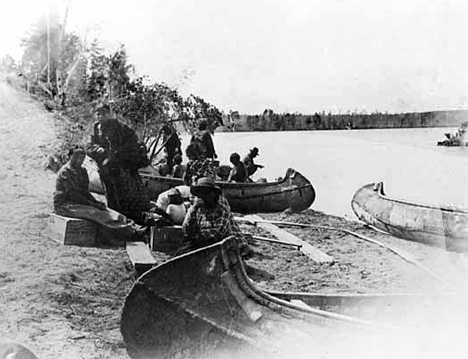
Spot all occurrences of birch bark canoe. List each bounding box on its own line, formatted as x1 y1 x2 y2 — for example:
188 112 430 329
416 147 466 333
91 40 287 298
351 182 468 252
89 166 315 214
120 236 455 359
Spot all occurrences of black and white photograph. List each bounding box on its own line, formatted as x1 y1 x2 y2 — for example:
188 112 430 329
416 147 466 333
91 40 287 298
1 0 468 358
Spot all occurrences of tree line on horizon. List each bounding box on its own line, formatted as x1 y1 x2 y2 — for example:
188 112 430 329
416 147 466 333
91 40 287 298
0 12 223 161
222 108 468 132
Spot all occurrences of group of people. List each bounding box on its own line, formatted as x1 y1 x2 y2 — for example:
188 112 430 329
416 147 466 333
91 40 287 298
154 120 264 184
53 104 255 253
227 147 264 183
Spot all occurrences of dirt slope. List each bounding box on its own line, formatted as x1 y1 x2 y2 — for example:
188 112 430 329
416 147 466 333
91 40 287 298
0 83 132 359
0 82 466 358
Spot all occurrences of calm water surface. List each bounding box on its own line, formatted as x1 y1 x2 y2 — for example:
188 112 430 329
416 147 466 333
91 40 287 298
183 127 468 219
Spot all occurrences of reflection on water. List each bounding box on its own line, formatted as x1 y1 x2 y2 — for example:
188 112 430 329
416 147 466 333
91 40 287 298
183 127 468 218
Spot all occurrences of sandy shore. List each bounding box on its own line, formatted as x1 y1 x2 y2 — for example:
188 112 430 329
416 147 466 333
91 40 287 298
0 82 466 358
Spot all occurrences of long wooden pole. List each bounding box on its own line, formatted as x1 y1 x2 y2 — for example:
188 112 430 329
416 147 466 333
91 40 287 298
236 216 456 289
242 233 302 248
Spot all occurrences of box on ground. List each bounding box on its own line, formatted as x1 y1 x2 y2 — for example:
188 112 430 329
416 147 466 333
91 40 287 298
150 225 184 253
47 213 97 246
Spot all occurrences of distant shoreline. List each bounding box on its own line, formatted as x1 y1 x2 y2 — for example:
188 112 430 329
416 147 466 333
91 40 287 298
219 109 468 132
217 124 459 133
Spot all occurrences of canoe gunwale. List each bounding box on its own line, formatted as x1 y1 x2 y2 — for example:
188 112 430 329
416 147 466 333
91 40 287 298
352 182 468 251
225 183 313 200
372 182 468 214
218 238 379 326
140 167 302 189
140 167 315 213
355 200 444 237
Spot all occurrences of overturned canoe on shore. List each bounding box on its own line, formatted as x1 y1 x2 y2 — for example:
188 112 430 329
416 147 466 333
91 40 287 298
120 236 455 359
351 182 468 252
120 236 373 359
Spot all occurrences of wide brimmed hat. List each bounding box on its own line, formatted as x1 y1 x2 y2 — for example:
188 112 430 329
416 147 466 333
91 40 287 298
190 177 221 196
250 147 259 155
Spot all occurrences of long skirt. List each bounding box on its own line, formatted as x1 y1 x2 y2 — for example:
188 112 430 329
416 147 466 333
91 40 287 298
55 204 138 246
99 167 151 225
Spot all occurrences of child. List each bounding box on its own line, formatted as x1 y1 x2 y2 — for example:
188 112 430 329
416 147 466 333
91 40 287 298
171 154 185 178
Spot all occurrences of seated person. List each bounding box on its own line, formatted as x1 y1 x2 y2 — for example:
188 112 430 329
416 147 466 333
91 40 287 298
243 147 264 180
53 147 147 246
165 189 187 225
182 177 248 251
153 150 171 176
215 165 231 181
156 161 171 177
227 152 248 182
171 154 185 178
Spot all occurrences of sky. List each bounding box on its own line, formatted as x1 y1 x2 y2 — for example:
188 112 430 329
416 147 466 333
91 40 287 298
1 0 468 114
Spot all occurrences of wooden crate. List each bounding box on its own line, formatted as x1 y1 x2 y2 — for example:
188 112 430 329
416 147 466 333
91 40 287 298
150 225 184 253
48 213 97 247
126 241 156 276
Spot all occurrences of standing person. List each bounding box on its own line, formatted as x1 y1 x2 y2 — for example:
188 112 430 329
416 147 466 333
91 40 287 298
190 119 217 159
182 177 248 251
54 147 147 245
243 147 264 180
87 104 151 225
227 152 248 182
160 124 182 171
183 144 216 186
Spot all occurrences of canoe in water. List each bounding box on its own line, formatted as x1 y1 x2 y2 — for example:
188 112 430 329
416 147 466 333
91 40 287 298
120 236 454 359
351 182 468 252
140 167 315 213
89 165 315 213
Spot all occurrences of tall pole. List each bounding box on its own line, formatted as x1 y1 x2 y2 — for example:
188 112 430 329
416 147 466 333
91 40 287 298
57 1 70 104
46 9 51 86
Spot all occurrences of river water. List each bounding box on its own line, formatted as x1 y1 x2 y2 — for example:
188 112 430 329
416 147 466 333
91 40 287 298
183 127 468 218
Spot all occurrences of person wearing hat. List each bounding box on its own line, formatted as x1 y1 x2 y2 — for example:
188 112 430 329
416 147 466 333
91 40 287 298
243 147 264 180
227 152 248 182
54 147 148 246
182 177 247 250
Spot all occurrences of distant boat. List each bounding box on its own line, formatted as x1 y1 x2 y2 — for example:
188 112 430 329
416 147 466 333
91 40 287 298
437 122 468 146
351 182 468 252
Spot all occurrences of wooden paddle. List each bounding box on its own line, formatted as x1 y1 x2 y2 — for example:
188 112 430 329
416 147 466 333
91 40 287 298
239 215 335 264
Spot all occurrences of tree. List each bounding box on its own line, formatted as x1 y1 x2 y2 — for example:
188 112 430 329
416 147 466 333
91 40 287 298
108 45 133 101
20 14 62 96
56 31 85 106
79 39 109 102
181 95 223 134
0 55 17 73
